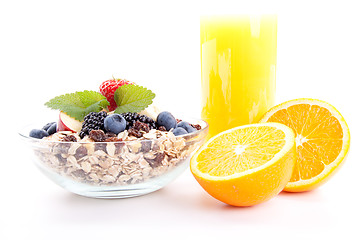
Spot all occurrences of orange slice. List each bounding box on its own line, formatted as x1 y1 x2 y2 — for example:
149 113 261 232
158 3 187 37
260 98 350 192
190 123 296 206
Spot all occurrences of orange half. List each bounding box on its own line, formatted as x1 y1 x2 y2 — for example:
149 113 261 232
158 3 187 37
190 123 296 206
260 98 350 192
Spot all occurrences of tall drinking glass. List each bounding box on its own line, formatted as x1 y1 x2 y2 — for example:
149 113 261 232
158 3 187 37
201 15 277 138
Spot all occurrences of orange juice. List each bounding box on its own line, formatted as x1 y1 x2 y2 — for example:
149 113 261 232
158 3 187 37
201 15 277 138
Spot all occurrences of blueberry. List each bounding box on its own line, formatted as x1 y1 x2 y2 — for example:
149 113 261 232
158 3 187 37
29 129 49 139
172 127 188 136
177 121 196 133
46 122 57 135
42 122 56 131
104 114 127 134
156 111 177 131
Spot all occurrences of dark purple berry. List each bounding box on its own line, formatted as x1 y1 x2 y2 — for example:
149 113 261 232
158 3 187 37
30 129 49 139
172 127 188 136
157 111 177 131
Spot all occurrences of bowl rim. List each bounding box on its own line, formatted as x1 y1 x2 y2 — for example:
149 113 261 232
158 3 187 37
18 117 209 144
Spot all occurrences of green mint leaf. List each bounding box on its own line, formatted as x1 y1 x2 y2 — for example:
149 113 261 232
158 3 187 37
114 84 156 114
44 90 109 121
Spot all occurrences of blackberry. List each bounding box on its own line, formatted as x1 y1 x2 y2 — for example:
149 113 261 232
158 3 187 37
79 111 108 138
121 112 157 130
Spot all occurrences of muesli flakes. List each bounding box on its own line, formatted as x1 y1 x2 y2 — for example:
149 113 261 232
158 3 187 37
38 129 196 186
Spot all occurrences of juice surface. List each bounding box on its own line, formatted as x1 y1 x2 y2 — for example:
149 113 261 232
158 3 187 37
201 15 277 138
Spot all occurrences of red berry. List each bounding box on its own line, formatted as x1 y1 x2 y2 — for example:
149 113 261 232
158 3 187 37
99 78 133 111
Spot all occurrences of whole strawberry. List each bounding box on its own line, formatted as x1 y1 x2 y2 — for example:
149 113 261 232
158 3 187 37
99 78 133 111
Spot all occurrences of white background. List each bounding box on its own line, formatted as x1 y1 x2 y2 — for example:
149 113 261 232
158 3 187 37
1 0 359 239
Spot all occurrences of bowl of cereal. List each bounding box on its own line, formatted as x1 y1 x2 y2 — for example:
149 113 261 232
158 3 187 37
19 78 209 198
20 117 208 198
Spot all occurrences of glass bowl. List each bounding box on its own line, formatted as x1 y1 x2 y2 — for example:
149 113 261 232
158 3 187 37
19 118 208 198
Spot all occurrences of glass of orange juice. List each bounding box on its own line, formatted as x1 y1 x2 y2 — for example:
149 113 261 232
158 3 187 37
201 15 277 138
